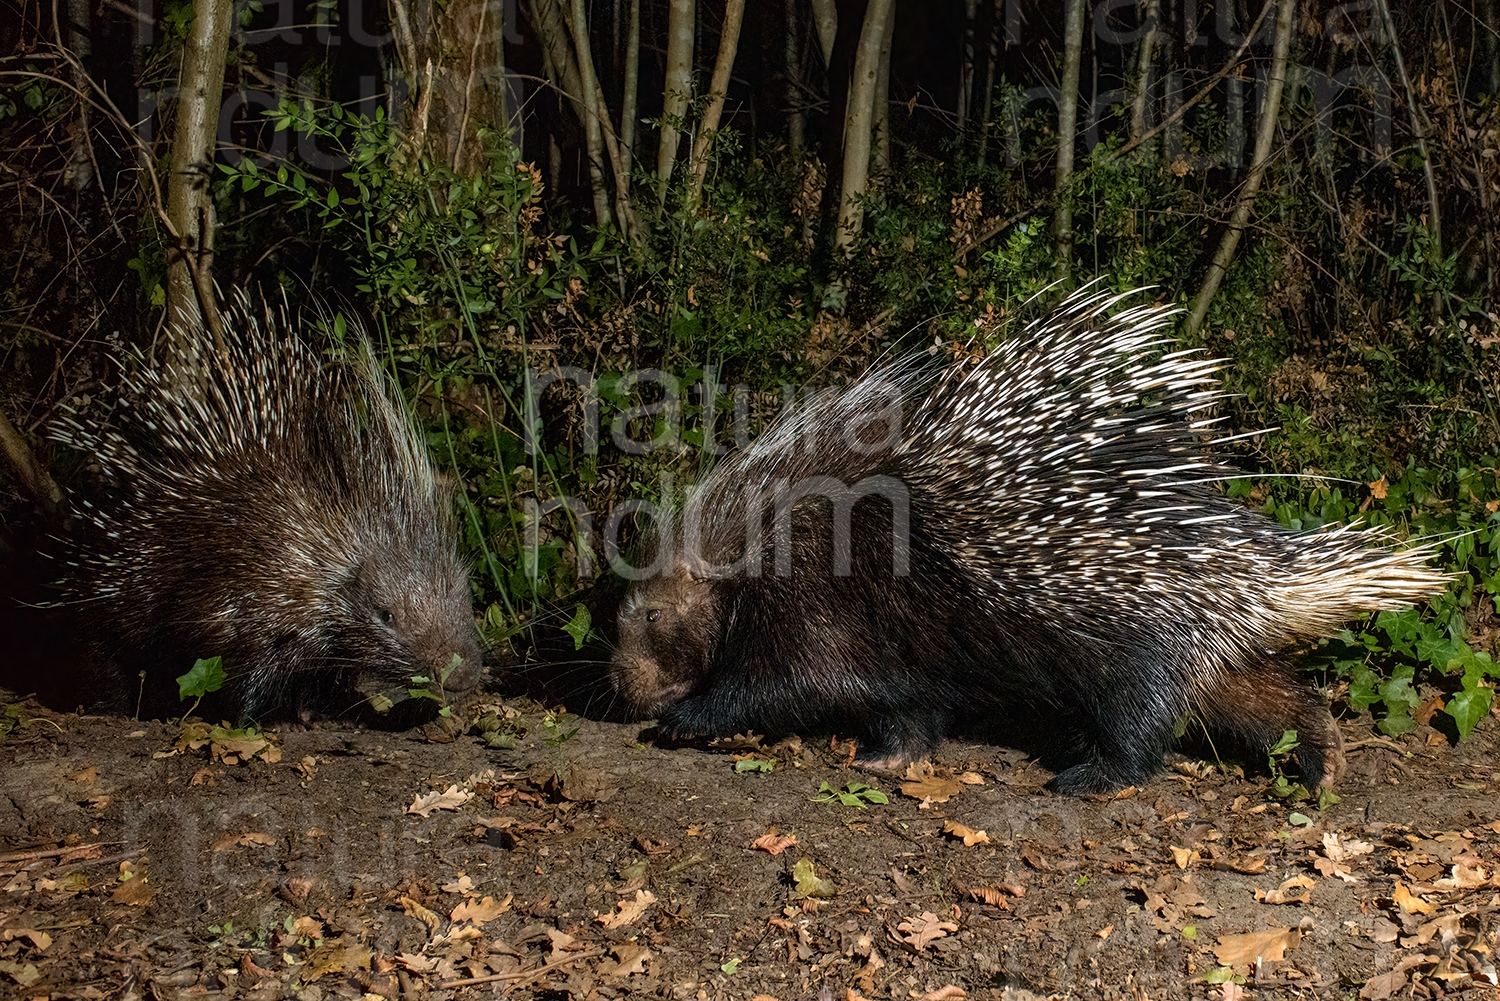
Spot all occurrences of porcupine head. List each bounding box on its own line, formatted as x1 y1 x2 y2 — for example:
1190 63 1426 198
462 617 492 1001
52 295 483 721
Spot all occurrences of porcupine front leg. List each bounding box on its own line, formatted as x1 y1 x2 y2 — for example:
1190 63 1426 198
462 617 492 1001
850 711 950 770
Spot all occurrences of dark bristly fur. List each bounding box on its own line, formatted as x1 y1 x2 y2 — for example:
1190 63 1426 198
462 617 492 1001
49 293 482 720
610 288 1450 794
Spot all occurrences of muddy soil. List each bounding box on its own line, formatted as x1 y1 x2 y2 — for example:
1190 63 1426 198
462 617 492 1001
1 691 1498 1001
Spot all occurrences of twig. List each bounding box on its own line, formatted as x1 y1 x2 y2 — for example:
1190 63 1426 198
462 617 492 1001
439 947 605 988
1343 737 1407 754
0 843 110 865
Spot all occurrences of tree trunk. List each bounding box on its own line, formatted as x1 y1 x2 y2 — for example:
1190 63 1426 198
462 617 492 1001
1129 0 1161 144
164 0 232 348
620 0 640 179
64 0 95 193
564 0 613 227
958 0 978 129
834 0 893 253
1484 0 1500 96
1183 0 1294 338
453 0 493 170
0 406 64 515
810 0 838 66
786 0 806 154
393 0 510 175
530 0 586 135
872 0 894 175
977 0 1002 160
1373 0 1443 310
656 0 695 201
688 0 747 206
1052 0 1085 278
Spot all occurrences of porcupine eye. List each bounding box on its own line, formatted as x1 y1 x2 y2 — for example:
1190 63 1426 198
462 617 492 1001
375 607 396 628
646 609 662 624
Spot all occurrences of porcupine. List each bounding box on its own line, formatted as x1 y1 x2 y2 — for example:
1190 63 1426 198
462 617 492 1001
610 287 1450 794
48 293 482 721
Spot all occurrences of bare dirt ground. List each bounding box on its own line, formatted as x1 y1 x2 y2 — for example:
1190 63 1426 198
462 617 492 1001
2 688 1499 1001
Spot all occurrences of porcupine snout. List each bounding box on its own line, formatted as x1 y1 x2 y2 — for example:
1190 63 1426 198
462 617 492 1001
340 547 484 707
611 561 718 717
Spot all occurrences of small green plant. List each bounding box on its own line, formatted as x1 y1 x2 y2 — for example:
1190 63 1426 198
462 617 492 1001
734 756 775 773
403 653 467 716
176 656 227 718
541 710 579 747
811 780 888 808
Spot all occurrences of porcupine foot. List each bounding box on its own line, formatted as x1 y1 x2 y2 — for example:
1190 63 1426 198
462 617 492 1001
1197 661 1346 790
850 713 949 771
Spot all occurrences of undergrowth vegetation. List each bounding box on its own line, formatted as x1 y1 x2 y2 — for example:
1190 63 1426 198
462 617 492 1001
5 1 1500 763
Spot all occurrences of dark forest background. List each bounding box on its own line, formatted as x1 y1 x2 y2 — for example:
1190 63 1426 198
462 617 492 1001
4 0 1500 741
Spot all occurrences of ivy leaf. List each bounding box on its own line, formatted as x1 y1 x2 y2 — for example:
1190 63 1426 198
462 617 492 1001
178 657 227 700
1446 687 1492 739
563 603 592 651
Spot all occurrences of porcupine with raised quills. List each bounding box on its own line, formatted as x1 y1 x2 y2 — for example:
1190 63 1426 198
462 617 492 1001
610 288 1450 794
50 294 482 720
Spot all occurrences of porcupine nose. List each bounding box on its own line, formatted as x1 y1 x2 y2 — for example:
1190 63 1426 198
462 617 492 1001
443 638 484 695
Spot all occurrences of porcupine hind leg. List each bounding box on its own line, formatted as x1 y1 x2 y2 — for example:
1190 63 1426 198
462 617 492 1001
1044 662 1185 795
1193 661 1345 790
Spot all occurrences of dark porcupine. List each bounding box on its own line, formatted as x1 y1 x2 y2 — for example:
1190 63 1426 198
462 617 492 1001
610 288 1449 794
49 293 482 721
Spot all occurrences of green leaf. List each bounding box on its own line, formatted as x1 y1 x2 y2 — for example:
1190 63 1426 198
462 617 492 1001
1267 730 1300 757
1446 687 1492 738
177 657 227 700
1377 710 1417 737
563 603 591 650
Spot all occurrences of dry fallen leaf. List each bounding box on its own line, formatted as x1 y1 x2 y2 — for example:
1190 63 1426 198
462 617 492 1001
289 915 324 941
1255 874 1315 905
442 874 476 895
398 896 444 935
1392 882 1436 915
597 888 657 928
893 911 958 952
1359 969 1406 1000
397 952 439 973
547 928 586 963
899 761 962 803
1313 856 1359 883
966 883 1022 907
941 821 989 846
925 987 966 1000
1212 926 1302 967
1321 832 1374 864
450 893 512 925
111 862 156 907
1170 845 1200 869
1 929 52 951
753 827 798 855
601 941 651 977
304 943 373 980
406 784 473 818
